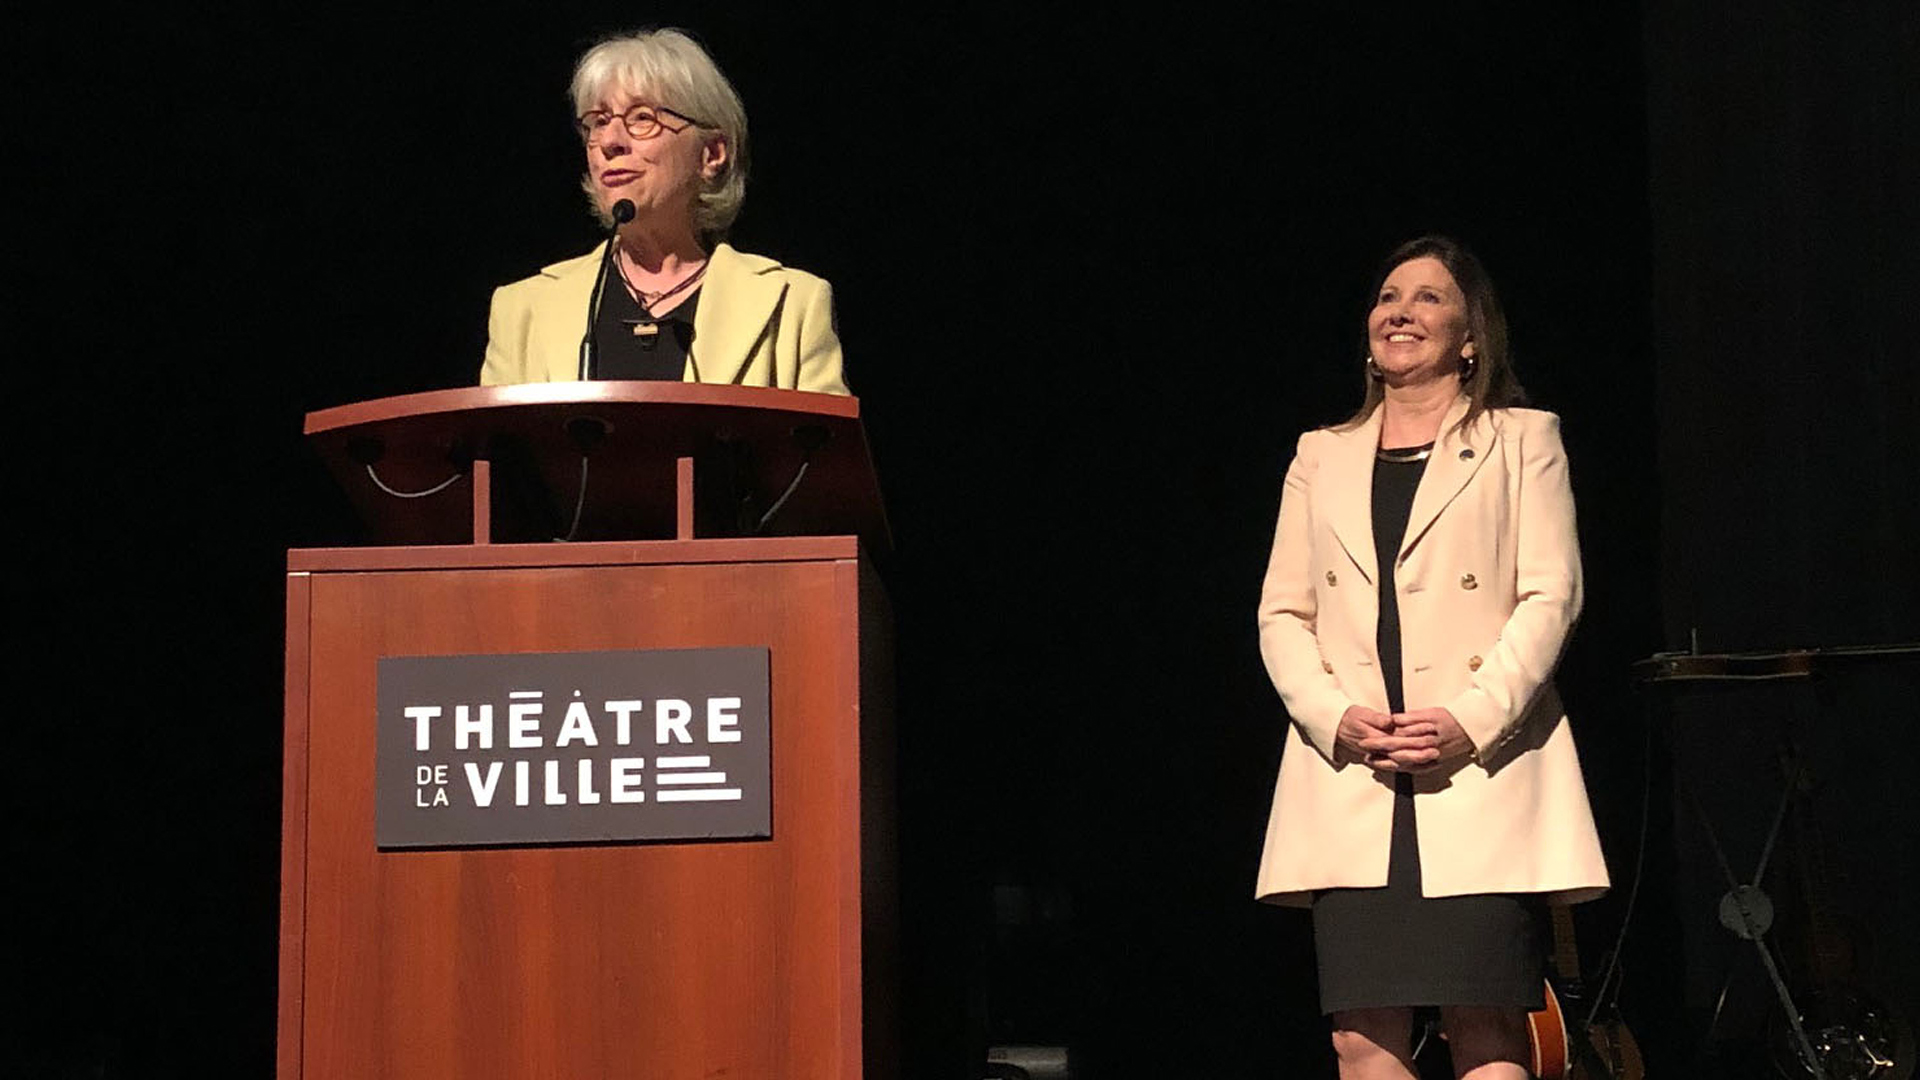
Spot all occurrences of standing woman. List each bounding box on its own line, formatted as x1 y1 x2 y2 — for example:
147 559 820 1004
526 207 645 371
1254 236 1608 1079
481 28 849 395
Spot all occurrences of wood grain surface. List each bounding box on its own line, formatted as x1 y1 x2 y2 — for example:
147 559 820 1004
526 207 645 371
281 552 891 1079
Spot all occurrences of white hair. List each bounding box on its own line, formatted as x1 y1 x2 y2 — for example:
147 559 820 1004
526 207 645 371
571 29 749 242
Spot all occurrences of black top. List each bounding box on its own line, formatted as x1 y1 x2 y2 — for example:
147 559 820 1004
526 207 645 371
1370 447 1431 714
593 282 701 381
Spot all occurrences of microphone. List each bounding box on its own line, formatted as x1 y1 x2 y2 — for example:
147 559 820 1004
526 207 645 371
577 198 637 381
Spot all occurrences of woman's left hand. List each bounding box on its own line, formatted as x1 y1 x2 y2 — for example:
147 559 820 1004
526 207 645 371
1388 707 1477 769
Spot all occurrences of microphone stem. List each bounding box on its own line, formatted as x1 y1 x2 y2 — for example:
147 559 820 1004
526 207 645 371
578 233 621 381
577 200 635 381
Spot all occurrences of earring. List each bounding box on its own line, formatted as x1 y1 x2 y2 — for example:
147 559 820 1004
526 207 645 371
1460 355 1478 379
1366 355 1384 380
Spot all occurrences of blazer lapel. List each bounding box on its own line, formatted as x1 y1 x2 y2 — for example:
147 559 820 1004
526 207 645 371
537 248 604 383
688 243 786 385
1320 408 1381 585
1400 394 1496 560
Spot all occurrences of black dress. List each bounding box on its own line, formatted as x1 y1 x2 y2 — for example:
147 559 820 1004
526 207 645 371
1309 445 1545 1015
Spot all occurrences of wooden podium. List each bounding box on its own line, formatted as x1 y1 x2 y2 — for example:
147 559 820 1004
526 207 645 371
280 384 895 1079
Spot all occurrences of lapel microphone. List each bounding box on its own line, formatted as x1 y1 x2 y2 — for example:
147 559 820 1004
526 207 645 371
577 199 637 381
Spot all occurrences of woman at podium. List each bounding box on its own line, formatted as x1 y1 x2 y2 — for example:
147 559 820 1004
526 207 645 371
1252 236 1608 1079
480 29 848 395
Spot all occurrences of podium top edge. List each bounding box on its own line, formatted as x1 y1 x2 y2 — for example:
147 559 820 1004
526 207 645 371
305 383 862 436
287 535 867 573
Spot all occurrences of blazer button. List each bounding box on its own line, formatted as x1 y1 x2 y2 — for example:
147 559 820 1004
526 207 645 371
1468 655 1483 671
1460 573 1478 590
1322 660 1335 674
1459 447 1475 460
1325 570 1337 586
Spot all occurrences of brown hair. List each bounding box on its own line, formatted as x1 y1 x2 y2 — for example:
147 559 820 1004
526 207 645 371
1340 234 1527 433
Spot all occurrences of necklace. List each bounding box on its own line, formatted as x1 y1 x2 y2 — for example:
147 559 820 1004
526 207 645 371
617 256 707 314
1376 443 1434 463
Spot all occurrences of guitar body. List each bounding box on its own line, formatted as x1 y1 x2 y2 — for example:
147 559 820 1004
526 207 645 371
1528 979 1570 1080
1537 902 1648 1080
1528 978 1647 1080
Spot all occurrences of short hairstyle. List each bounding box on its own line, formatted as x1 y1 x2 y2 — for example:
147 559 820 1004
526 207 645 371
1344 234 1527 432
571 28 749 244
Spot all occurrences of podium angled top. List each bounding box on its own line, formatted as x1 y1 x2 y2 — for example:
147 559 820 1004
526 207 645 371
305 382 888 550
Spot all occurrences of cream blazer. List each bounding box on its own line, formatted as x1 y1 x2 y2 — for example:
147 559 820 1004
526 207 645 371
1254 396 1609 907
479 242 850 394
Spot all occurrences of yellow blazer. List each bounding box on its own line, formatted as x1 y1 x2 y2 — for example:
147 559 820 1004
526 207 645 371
479 242 850 394
1254 395 1609 907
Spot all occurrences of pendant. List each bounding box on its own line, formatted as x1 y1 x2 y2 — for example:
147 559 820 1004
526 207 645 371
620 318 662 351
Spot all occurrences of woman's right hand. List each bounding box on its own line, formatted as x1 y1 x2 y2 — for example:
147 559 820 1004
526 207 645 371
1336 705 1441 772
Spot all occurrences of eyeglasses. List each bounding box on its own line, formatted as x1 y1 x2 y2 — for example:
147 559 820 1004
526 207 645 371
575 104 706 144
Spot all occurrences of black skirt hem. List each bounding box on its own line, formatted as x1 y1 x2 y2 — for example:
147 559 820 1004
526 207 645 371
1319 980 1547 1016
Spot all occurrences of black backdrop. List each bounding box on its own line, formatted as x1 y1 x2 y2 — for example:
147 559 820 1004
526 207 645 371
18 4 1912 1077
1642 1 1920 1074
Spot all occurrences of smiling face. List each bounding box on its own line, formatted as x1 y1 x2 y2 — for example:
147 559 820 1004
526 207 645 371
1367 255 1476 383
581 85 729 236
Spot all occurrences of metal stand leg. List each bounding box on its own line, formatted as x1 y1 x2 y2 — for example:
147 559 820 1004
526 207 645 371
1682 777 1830 1080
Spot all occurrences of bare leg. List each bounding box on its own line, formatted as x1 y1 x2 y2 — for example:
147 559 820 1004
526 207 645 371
1329 1007 1418 1080
1437 1005 1531 1080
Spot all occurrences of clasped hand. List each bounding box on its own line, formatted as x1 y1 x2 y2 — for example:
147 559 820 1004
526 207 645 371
1335 705 1474 773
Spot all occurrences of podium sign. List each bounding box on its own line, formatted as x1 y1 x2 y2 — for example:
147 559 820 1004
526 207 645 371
374 647 772 849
